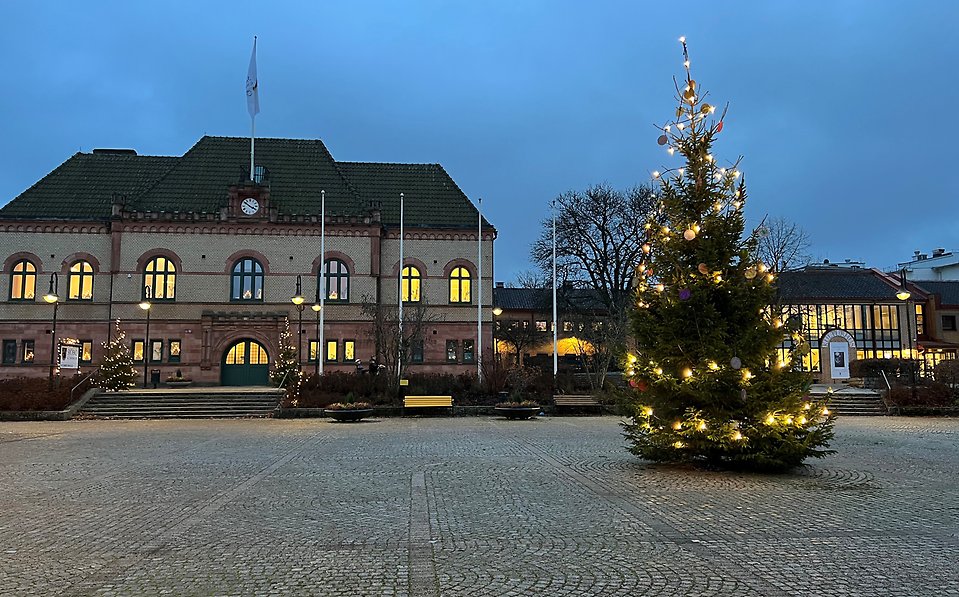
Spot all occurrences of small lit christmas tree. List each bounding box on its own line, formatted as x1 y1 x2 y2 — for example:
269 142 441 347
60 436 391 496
271 317 302 399
623 38 835 471
99 320 137 391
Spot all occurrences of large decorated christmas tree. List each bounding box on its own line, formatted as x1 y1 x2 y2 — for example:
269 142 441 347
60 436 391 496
99 320 138 391
271 317 302 399
623 39 835 471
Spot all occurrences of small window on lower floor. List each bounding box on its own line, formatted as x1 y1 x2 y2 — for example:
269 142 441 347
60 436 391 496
462 339 475 363
308 340 319 363
446 340 459 363
535 320 547 332
169 340 181 363
344 340 355 362
80 340 93 363
150 340 163 363
132 340 144 362
22 340 34 363
326 340 338 362
2 340 16 364
411 339 424 363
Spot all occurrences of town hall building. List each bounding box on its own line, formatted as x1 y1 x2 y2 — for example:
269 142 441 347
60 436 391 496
0 136 495 385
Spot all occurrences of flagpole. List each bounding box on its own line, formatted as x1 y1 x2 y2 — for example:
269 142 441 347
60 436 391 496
246 35 259 181
319 190 326 376
477 197 483 381
398 192 404 381
552 200 558 380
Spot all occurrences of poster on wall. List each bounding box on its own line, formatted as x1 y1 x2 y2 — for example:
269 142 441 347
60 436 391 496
829 341 850 379
60 345 80 369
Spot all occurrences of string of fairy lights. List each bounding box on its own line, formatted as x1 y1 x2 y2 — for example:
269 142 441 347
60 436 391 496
628 37 832 446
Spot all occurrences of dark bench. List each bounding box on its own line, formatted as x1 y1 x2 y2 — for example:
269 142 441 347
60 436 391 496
553 394 601 412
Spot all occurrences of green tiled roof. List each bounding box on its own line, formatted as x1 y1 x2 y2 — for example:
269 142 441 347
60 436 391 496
339 162 489 228
0 152 177 219
0 136 490 229
777 267 901 301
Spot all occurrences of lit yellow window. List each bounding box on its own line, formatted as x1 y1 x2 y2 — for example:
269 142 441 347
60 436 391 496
449 267 471 303
344 340 355 361
326 340 338 362
144 256 177 300
10 260 36 300
132 340 144 362
402 266 421 302
309 341 319 362
68 260 94 300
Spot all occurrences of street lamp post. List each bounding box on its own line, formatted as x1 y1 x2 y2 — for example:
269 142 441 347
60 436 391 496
492 306 503 364
311 303 321 376
43 273 59 390
139 290 152 388
291 275 306 370
896 268 918 402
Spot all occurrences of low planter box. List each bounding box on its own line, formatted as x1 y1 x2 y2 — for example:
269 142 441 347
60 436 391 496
494 406 540 420
165 380 193 388
324 408 375 422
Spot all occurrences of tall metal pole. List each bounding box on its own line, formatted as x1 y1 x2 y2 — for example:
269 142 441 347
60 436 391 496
552 201 558 379
143 306 151 388
319 190 326 376
398 192 404 381
49 302 58 389
314 307 321 376
477 197 483 381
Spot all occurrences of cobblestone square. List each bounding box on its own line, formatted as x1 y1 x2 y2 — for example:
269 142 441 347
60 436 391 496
1 416 957 596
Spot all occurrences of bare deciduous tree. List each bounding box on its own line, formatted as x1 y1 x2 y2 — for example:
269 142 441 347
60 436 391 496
361 295 438 394
529 183 657 387
755 216 812 272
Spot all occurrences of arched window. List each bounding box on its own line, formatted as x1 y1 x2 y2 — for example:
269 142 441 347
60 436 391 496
68 260 94 301
143 256 176 301
231 258 264 301
449 267 471 303
401 265 421 302
319 259 349 302
9 259 37 301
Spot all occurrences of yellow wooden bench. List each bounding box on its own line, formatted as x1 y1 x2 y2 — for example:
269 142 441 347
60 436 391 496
403 395 454 414
553 395 600 410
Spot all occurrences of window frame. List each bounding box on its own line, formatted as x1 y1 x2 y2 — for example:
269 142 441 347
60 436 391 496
21 339 35 363
2 339 16 364
320 258 350 303
67 260 95 301
410 338 424 363
326 339 338 363
401 265 422 303
344 339 355 362
462 339 475 364
168 339 181 363
8 259 37 301
944 315 958 332
80 340 93 364
230 258 264 302
143 256 177 301
132 339 145 363
449 267 472 304
308 339 319 363
446 339 459 363
150 339 163 363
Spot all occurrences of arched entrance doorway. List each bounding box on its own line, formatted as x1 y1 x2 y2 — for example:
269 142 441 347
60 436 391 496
221 339 270 386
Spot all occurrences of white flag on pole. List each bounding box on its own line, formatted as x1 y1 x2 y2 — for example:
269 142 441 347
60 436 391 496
246 37 260 118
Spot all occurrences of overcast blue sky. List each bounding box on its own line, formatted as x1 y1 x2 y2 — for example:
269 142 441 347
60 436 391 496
2 1 956 281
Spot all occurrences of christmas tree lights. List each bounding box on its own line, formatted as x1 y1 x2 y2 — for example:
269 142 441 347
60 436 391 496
622 38 836 471
98 320 137 391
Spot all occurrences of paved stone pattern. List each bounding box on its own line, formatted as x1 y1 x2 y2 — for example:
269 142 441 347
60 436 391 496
1 416 957 596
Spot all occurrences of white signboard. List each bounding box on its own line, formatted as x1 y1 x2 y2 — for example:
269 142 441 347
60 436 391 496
60 345 80 370
829 341 850 379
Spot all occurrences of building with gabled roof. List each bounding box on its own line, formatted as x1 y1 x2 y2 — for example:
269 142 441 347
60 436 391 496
0 136 494 386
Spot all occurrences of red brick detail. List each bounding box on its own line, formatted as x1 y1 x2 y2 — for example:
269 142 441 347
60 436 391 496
389 257 430 278
135 249 184 273
224 249 271 274
3 252 44 273
312 251 356 276
60 252 101 273
443 258 477 278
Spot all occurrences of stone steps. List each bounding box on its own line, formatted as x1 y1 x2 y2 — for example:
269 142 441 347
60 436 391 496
79 389 282 419
812 391 886 417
